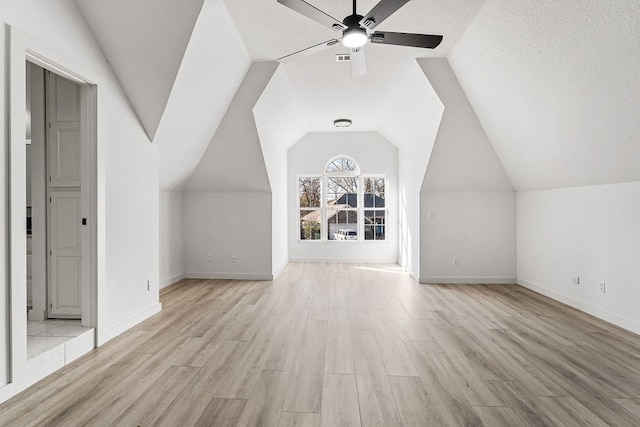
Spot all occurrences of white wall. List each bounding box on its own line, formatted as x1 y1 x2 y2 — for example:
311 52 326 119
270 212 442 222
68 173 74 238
254 66 308 277
418 58 516 284
182 62 277 280
421 191 515 283
1 0 160 401
159 191 185 287
288 132 399 263
517 182 640 335
376 59 444 279
183 192 272 279
397 148 429 279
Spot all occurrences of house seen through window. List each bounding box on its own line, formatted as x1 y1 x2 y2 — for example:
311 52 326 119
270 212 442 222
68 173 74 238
299 156 386 242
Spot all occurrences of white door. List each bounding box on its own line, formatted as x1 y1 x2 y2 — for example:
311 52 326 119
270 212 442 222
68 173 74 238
47 72 82 318
49 192 82 317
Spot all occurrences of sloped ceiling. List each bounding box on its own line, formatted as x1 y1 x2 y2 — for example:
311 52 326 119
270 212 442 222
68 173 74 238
449 0 640 191
185 62 278 193
153 0 251 190
420 58 513 191
74 0 205 140
224 0 486 141
253 66 308 168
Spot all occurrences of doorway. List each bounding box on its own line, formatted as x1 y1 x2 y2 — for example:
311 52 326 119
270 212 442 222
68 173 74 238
25 62 94 358
27 62 88 323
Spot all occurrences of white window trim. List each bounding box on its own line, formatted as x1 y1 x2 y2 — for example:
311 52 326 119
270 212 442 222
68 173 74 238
297 157 388 243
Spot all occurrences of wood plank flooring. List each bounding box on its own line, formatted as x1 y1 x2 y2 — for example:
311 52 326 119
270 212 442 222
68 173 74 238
2 262 640 426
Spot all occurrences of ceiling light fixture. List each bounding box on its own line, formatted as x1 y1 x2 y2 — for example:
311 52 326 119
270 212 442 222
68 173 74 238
342 27 367 48
334 119 352 128
341 13 367 48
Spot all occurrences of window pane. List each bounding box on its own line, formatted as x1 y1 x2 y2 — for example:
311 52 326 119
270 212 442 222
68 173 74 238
364 210 385 240
326 157 358 173
328 209 358 240
299 177 321 208
375 178 385 207
300 209 321 240
327 177 358 207
364 177 385 208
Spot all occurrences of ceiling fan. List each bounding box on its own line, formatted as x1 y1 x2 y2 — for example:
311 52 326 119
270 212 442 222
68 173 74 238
276 0 443 77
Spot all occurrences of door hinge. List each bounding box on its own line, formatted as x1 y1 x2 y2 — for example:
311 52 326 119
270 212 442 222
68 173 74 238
82 218 87 226
49 197 52 202
48 122 52 128
50 303 52 309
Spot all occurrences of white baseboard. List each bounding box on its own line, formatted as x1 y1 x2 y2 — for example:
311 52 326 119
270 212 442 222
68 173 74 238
161 273 185 288
97 303 162 346
420 276 517 284
272 260 289 280
518 278 640 336
289 257 398 264
185 272 273 281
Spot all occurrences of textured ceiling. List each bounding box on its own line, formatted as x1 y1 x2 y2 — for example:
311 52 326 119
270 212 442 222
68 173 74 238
224 0 486 136
449 0 640 190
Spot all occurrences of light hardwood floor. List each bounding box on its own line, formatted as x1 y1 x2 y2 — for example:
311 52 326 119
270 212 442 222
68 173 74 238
2 262 640 426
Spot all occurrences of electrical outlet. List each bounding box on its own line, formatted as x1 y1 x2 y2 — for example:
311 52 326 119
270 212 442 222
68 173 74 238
208 254 213 263
453 257 460 267
599 282 606 294
232 254 237 263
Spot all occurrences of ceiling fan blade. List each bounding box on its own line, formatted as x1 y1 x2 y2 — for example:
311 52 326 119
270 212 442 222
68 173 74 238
277 0 346 31
370 31 443 49
359 0 411 30
350 47 367 77
277 39 341 63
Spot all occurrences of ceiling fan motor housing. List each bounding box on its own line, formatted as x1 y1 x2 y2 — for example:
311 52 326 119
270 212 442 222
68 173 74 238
342 14 364 29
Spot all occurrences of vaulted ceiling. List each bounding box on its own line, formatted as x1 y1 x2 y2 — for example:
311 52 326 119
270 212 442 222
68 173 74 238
224 0 485 134
449 0 640 190
74 0 206 141
74 0 640 191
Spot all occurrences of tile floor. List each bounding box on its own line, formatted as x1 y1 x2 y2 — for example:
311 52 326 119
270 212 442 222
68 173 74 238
27 319 92 359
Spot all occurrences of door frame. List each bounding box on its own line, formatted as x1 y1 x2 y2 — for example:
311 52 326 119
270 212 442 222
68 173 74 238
5 26 100 395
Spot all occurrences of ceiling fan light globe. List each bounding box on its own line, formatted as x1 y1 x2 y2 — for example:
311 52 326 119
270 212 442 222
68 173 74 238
342 28 367 48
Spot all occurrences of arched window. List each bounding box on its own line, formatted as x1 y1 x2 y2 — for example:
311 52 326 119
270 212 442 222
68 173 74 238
325 156 359 174
298 156 386 242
